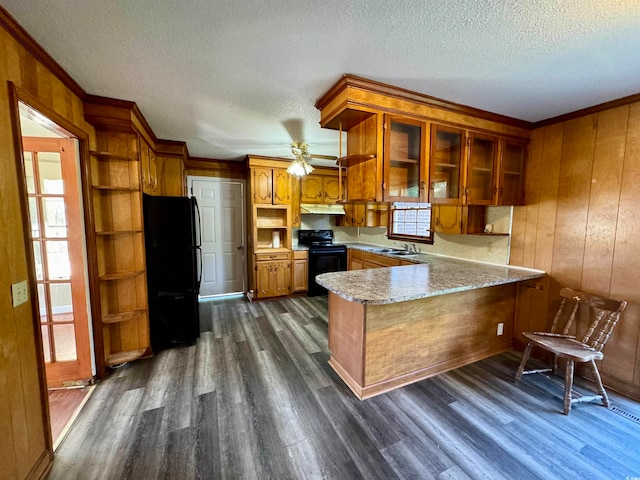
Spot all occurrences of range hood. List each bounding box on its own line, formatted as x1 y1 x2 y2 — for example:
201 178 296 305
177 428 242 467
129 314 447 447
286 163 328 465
300 204 346 215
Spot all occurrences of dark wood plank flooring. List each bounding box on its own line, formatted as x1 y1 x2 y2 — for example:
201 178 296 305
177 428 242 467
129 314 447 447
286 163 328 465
48 295 640 479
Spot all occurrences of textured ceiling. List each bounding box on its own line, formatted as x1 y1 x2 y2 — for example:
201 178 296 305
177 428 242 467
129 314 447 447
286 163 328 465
3 0 640 162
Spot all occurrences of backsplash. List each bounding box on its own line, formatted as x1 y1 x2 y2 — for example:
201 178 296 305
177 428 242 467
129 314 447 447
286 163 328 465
295 206 512 264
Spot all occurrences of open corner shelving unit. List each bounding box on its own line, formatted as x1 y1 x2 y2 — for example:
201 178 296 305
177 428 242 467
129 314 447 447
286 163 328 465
89 135 150 367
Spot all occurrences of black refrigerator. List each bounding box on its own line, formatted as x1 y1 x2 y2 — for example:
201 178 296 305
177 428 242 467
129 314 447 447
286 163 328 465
143 194 202 351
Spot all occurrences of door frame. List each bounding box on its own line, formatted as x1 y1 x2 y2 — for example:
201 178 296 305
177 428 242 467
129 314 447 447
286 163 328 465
8 83 97 455
22 136 93 386
187 175 247 297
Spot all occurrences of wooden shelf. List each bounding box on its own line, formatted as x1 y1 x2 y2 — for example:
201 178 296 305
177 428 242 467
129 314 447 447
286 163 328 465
504 170 521 176
90 151 133 161
435 162 459 168
92 185 140 192
95 230 143 236
336 154 376 168
105 348 146 366
472 167 492 173
99 270 145 281
102 309 147 324
390 157 419 164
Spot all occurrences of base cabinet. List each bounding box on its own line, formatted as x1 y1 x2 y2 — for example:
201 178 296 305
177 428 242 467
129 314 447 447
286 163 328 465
292 250 308 292
255 255 291 298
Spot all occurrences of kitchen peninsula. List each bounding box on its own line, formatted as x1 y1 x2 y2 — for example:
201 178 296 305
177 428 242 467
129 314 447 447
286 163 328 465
316 254 544 399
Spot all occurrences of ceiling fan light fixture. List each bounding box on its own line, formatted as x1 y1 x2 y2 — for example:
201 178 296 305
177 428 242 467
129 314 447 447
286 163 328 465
287 142 314 178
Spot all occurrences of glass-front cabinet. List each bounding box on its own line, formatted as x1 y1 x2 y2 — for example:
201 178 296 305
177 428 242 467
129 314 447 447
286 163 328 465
498 139 527 205
383 116 427 202
429 125 464 204
466 132 498 205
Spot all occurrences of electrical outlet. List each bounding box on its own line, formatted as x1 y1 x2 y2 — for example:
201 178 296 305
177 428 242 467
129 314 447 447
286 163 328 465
497 322 504 336
12 280 29 307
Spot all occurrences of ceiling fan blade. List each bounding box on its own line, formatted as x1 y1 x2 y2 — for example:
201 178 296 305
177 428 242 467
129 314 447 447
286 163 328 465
309 153 338 161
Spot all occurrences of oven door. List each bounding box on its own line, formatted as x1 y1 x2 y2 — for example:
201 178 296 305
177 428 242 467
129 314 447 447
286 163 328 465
307 246 347 296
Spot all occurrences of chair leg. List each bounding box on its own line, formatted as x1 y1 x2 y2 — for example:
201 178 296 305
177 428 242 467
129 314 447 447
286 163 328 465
515 342 533 383
589 359 610 408
563 359 574 415
552 354 558 375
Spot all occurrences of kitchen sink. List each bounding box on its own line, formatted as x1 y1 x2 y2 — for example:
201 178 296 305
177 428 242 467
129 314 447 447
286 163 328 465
371 248 397 253
390 251 417 256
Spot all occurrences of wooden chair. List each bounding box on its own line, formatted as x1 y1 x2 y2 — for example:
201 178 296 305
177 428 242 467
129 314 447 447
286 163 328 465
515 287 627 415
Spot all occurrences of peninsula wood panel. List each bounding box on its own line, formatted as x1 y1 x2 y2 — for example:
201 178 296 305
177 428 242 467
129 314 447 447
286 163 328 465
510 102 640 400
0 13 97 480
364 285 515 387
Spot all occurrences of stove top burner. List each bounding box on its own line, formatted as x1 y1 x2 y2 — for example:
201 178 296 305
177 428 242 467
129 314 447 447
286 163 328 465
298 229 334 247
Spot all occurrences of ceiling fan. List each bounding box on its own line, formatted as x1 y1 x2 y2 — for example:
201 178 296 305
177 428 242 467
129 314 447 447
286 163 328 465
285 141 338 178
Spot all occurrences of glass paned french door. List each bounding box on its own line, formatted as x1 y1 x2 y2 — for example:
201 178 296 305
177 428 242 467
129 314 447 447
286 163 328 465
22 136 92 386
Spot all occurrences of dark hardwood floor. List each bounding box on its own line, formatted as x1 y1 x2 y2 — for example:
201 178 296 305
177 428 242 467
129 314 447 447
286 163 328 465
48 295 640 479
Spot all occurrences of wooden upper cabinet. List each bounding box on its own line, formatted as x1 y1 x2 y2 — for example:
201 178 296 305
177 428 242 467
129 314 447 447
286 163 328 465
301 175 323 203
429 125 465 205
253 167 273 203
252 167 291 204
323 176 342 203
466 132 498 205
273 168 291 204
301 173 344 204
432 204 486 234
497 139 527 206
383 115 428 202
316 77 531 207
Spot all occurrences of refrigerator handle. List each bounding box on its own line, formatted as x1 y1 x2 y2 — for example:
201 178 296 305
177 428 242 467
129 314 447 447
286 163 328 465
193 198 202 248
196 246 203 290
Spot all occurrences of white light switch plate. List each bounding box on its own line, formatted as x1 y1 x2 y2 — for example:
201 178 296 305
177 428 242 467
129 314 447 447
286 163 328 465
497 322 504 336
12 280 29 307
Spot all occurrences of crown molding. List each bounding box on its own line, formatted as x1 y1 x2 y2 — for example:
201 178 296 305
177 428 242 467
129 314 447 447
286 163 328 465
533 91 640 128
316 74 533 130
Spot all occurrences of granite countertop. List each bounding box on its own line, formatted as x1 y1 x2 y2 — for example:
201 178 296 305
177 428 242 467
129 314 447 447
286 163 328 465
315 250 545 305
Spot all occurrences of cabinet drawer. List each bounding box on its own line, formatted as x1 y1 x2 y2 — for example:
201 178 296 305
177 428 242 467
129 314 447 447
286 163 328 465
364 252 400 267
256 253 290 261
293 250 308 260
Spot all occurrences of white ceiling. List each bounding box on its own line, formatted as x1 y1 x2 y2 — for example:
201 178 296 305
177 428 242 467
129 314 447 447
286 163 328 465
3 0 640 162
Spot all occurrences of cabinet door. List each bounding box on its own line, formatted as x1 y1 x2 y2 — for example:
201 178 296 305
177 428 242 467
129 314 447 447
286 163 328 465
498 140 527 206
432 204 463 234
255 260 291 298
323 176 342 203
352 203 366 227
292 258 308 292
301 176 323 203
466 133 498 205
350 258 364 270
384 116 427 202
430 125 464 205
273 169 291 204
253 168 273 204
432 205 485 234
274 261 291 295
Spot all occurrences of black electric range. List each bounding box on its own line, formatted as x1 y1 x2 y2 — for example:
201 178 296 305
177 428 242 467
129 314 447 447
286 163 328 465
297 230 347 296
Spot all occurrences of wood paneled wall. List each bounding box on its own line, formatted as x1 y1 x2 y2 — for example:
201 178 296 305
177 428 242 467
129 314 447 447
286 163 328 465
511 103 640 400
0 16 96 480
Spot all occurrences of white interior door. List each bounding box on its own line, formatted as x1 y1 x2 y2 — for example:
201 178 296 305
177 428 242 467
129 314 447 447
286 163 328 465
189 177 245 296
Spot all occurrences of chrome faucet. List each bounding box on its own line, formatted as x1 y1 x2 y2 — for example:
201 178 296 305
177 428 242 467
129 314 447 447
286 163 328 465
394 242 410 252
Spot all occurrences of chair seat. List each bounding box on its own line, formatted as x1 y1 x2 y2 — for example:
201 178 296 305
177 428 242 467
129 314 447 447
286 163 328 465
523 331 603 363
